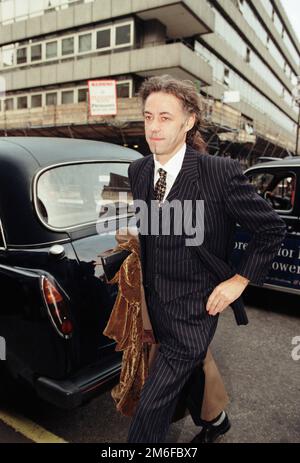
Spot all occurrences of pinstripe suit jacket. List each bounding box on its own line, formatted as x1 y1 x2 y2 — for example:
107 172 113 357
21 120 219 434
128 144 287 324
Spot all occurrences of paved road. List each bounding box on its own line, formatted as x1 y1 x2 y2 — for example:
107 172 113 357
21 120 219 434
1 286 299 443
0 421 32 443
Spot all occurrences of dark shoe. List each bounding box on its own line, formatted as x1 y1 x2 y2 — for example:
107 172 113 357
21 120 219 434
190 413 231 443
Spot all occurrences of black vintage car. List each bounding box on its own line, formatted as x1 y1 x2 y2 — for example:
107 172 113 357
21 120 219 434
0 137 140 408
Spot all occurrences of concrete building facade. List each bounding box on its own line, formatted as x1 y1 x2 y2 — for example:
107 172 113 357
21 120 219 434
0 0 299 162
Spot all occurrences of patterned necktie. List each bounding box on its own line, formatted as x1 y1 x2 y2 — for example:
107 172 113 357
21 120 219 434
154 168 167 205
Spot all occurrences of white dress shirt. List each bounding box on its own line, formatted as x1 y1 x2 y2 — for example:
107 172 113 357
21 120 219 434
153 143 186 202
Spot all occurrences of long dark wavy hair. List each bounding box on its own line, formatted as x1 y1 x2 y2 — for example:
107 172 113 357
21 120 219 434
138 74 207 153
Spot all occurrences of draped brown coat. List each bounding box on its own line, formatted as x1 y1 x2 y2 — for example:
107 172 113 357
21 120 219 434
102 229 229 422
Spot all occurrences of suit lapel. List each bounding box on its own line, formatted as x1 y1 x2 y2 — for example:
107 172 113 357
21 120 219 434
164 145 200 203
135 154 154 202
133 154 154 286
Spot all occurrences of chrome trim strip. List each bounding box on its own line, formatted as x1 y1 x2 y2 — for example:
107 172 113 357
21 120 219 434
6 237 71 249
0 219 7 251
267 207 294 214
251 282 300 295
32 160 132 233
0 264 40 278
40 275 72 340
245 164 299 172
277 215 299 220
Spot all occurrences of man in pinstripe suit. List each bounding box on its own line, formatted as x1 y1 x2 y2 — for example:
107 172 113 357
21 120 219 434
126 75 286 443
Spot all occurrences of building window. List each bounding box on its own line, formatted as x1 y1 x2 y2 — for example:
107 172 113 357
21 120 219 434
4 98 14 111
268 38 285 68
78 33 92 53
245 47 251 63
283 61 290 76
16 47 27 64
2 21 135 70
61 90 74 104
78 88 88 102
46 92 57 106
96 29 111 49
237 0 244 11
62 37 74 56
17 96 28 109
115 24 131 46
31 44 42 62
283 34 299 67
2 46 14 67
271 8 275 22
117 82 130 98
223 68 230 86
31 94 42 108
46 41 57 59
260 0 273 17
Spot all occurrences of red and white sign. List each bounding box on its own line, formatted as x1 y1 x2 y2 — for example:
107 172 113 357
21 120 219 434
88 80 117 116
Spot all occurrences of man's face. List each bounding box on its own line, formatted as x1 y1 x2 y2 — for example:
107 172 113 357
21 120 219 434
143 91 195 159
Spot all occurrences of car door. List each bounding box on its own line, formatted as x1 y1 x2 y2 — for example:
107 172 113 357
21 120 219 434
231 165 300 293
36 160 135 366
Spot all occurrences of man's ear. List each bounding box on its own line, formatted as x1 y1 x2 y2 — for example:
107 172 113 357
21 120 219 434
185 114 196 132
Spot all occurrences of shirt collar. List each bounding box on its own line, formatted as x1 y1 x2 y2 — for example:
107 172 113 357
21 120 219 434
153 143 186 178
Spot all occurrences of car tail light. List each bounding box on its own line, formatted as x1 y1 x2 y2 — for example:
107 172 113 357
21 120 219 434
41 276 73 339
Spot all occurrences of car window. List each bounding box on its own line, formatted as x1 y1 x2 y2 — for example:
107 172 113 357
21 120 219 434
249 171 296 212
36 162 133 229
248 172 275 195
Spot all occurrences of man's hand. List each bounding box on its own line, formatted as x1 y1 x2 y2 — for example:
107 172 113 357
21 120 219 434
206 273 250 316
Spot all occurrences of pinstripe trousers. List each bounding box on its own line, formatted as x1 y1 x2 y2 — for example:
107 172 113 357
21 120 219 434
127 287 219 443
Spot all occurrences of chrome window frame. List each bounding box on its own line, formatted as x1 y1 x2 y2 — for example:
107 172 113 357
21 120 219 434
0 218 7 250
33 160 133 233
245 165 298 215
